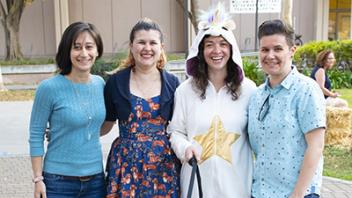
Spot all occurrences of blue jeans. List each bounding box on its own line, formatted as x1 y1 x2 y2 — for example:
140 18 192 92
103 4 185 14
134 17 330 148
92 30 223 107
43 172 106 198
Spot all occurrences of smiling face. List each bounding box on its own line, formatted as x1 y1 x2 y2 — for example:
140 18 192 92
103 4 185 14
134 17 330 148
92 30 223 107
70 31 98 73
259 34 296 85
130 29 163 69
203 35 231 74
324 52 336 69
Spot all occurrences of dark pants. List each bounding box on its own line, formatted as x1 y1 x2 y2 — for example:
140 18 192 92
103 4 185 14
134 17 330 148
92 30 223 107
43 172 106 198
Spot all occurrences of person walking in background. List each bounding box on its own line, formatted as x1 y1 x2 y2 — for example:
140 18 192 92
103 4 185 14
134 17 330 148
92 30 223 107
248 19 326 198
101 18 180 197
168 3 257 197
29 22 106 198
310 50 348 107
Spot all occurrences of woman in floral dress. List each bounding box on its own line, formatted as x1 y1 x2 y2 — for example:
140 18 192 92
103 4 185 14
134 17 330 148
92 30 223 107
101 18 180 198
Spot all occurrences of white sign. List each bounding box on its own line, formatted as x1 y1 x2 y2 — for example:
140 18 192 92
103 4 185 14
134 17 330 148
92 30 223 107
230 0 282 13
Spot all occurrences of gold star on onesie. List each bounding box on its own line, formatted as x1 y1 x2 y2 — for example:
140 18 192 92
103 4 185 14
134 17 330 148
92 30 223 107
193 116 240 164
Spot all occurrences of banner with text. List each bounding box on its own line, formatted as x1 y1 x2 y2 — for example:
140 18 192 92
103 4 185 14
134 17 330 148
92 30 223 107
230 0 282 13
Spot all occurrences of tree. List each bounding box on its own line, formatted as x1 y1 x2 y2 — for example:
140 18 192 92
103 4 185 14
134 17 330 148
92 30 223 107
175 0 200 34
281 0 293 26
0 0 34 60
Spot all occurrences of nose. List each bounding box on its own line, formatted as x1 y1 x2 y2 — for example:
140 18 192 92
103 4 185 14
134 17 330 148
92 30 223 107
266 50 275 58
80 48 88 57
144 43 152 50
213 44 221 53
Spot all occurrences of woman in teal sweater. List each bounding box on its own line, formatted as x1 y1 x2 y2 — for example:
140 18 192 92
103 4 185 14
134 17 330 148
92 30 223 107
29 22 106 198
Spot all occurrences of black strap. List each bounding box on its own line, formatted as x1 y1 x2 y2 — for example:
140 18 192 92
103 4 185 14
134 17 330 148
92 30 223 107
187 156 203 198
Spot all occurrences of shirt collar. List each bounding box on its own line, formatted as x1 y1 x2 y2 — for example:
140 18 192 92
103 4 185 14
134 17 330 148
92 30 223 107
264 65 298 91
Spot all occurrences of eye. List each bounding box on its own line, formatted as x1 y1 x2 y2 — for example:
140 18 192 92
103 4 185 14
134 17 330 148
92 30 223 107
72 44 81 50
204 42 213 48
274 47 283 52
85 45 95 50
260 48 269 52
220 42 229 47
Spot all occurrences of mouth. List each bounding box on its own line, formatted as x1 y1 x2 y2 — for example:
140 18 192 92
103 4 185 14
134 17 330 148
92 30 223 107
210 56 224 63
141 53 154 59
77 58 92 64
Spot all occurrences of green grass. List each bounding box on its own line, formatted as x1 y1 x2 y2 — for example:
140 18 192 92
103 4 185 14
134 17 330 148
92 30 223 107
336 88 352 106
0 58 54 66
323 146 352 180
323 88 352 181
0 90 35 101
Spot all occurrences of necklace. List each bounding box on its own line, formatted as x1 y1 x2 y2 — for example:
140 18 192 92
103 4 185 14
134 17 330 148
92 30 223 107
70 77 94 140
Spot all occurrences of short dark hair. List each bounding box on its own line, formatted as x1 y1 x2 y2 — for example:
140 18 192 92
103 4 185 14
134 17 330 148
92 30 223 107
56 22 103 75
258 19 295 47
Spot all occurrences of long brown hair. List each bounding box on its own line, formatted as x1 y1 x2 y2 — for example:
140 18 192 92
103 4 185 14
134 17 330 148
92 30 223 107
192 35 243 100
316 50 334 68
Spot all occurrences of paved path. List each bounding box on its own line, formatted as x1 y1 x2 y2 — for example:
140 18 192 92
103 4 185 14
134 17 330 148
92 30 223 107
0 101 351 197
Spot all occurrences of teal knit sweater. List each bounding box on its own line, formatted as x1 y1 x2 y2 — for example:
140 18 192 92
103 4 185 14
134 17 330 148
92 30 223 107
29 74 106 176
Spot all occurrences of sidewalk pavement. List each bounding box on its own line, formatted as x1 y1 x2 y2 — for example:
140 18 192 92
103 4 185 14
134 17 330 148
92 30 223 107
1 101 352 198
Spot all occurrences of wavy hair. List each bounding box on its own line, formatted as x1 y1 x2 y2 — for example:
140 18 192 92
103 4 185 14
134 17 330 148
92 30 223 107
316 50 334 68
191 36 243 100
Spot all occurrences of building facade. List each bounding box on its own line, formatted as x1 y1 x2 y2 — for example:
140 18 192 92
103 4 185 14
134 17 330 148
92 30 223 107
0 0 351 58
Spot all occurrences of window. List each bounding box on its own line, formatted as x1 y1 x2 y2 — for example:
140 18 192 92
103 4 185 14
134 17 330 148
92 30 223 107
328 0 351 40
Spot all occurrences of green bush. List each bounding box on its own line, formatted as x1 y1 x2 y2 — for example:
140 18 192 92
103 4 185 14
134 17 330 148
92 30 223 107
293 40 352 70
243 58 266 86
327 69 352 89
91 59 116 81
293 40 352 89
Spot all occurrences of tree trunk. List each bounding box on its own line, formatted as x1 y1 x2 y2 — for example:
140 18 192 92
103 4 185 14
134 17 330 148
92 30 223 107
6 19 23 60
0 0 25 60
189 0 199 34
281 0 293 26
175 0 200 34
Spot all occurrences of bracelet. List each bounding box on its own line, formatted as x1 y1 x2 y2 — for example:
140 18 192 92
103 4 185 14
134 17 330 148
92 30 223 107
32 176 44 183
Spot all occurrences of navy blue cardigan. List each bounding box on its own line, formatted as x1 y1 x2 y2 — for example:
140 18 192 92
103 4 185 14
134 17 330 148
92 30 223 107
104 67 180 122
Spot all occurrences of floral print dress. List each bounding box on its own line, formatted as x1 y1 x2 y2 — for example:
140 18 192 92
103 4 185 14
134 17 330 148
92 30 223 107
106 94 180 198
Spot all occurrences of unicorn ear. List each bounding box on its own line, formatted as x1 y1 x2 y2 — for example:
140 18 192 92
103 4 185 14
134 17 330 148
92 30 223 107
197 2 235 31
198 21 208 30
224 20 236 31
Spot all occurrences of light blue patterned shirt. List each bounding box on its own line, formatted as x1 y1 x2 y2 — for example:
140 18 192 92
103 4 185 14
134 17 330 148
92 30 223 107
248 67 326 198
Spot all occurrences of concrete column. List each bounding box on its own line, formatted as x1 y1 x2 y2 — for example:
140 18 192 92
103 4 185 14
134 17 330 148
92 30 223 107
54 0 69 49
315 0 329 41
0 67 7 91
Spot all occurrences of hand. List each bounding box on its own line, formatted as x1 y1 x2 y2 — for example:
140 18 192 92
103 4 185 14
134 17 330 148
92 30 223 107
185 146 201 162
332 92 340 98
34 181 46 198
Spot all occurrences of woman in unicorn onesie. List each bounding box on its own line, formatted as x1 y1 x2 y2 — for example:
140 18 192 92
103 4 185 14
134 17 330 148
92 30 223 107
168 3 257 198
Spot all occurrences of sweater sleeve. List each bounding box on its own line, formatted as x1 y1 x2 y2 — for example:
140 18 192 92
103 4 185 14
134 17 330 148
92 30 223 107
29 81 53 156
168 86 192 162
